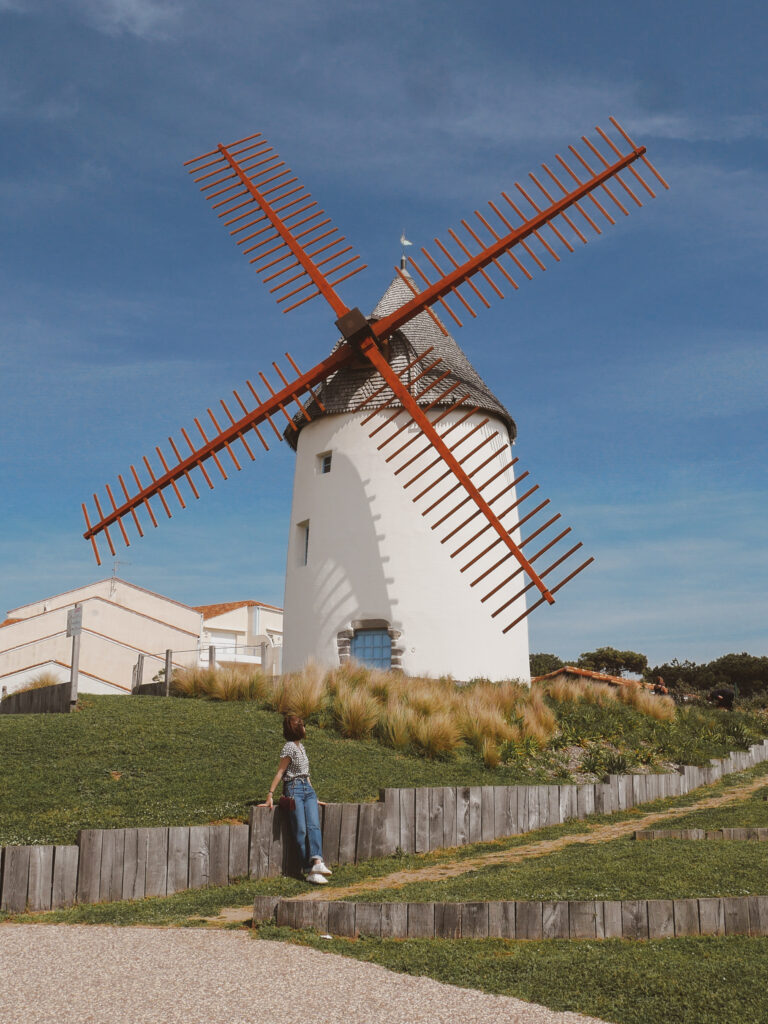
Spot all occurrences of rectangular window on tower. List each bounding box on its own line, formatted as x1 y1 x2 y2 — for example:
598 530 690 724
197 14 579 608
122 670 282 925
297 520 310 566
318 451 332 475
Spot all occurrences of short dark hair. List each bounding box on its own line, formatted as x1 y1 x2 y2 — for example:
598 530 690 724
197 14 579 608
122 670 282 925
283 715 306 741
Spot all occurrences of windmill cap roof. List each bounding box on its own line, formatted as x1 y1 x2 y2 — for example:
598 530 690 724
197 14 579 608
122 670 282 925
285 273 516 449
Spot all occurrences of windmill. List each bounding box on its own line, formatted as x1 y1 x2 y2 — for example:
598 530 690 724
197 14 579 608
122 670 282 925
81 118 667 681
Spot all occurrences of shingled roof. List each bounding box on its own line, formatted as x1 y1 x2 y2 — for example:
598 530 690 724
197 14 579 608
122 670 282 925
285 273 515 449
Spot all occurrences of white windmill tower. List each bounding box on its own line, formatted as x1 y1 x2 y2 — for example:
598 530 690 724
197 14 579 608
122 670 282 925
282 270 531 681
80 121 667 682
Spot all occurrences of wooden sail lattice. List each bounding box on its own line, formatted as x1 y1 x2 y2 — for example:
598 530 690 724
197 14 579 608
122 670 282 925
82 117 667 631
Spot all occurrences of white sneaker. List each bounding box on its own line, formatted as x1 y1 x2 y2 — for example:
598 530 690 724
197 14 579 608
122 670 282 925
305 871 328 885
311 859 332 876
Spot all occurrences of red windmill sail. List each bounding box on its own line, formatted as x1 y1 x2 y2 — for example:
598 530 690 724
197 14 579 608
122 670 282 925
81 118 667 633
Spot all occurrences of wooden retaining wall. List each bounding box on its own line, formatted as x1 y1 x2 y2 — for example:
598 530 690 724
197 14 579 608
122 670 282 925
254 894 768 940
1 739 767 914
0 682 72 716
635 827 768 842
246 739 768 876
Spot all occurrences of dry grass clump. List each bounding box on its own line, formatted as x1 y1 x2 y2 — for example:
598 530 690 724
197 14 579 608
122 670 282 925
171 666 216 698
8 671 63 697
546 677 617 706
618 684 676 721
378 700 417 750
411 711 461 759
275 661 327 718
334 684 381 739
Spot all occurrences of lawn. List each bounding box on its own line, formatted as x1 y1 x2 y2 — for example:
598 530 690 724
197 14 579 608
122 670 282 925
0 694 558 845
2 689 765 846
256 929 768 1024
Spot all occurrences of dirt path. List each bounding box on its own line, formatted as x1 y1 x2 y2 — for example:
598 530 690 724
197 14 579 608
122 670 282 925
289 773 768 902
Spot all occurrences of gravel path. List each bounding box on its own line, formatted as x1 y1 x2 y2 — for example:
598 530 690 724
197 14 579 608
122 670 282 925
0 924 605 1024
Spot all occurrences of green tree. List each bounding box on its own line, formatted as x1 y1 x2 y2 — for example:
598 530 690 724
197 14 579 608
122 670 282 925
529 652 565 677
577 647 648 678
651 653 768 697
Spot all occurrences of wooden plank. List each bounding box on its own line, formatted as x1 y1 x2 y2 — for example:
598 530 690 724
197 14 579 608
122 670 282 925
647 899 675 939
51 846 79 909
398 790 415 855
267 808 284 877
698 898 725 936
516 901 543 940
480 787 495 842
276 900 298 929
99 829 125 903
311 901 330 933
248 807 272 879
569 901 597 939
537 787 550 829
435 902 462 938
621 900 649 939
1 846 31 913
321 803 343 865
355 902 382 937
429 788 446 851
145 827 169 897
493 787 509 839
491 901 515 938
723 897 750 936
166 827 190 894
208 826 229 887
370 803 392 859
356 803 376 862
407 902 435 938
526 787 540 832
632 774 648 806
468 787 483 843
228 825 249 881
547 786 560 828
327 901 356 937
516 785 529 833
338 804 360 865
601 901 623 938
122 828 149 900
27 846 54 912
748 896 768 936
414 789 430 854
673 899 700 936
542 900 569 939
281 809 302 878
252 895 280 923
293 900 318 930
377 789 400 858
462 902 489 938
456 787 471 845
442 786 458 848
76 829 103 905
381 901 408 938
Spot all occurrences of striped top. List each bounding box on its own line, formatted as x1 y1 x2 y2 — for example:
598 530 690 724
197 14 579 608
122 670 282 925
280 741 310 782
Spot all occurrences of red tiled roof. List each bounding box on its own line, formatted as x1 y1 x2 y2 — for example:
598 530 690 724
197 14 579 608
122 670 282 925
532 665 647 688
0 618 21 629
194 600 282 619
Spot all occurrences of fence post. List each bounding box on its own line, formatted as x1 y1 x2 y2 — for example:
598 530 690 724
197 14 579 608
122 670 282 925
209 646 216 668
164 649 173 697
135 654 144 692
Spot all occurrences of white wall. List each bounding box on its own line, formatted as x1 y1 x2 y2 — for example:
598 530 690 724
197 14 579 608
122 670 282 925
282 409 531 682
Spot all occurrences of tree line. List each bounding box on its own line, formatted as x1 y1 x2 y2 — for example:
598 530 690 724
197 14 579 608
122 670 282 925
529 648 768 697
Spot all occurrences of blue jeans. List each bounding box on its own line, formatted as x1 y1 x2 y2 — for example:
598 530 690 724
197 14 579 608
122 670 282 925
284 777 323 873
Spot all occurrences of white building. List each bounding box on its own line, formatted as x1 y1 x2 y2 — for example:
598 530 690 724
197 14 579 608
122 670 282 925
0 578 203 695
195 599 283 672
282 274 530 682
0 580 284 696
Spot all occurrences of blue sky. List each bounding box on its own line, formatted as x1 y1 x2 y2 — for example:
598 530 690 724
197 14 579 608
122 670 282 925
1 0 766 667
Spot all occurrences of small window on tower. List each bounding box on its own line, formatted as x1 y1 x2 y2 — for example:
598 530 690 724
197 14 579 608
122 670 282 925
318 451 332 475
297 520 310 566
